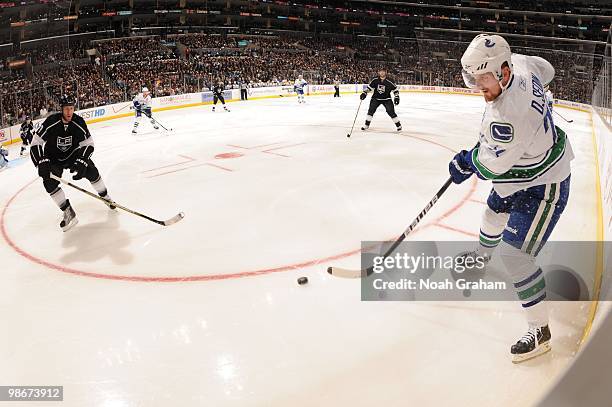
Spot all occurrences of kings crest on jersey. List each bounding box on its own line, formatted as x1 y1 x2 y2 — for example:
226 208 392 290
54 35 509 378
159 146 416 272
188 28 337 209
468 53 574 197
57 135 72 152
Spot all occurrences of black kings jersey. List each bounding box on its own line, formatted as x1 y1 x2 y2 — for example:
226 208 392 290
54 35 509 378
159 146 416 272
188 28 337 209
367 78 398 100
212 84 225 96
33 113 93 163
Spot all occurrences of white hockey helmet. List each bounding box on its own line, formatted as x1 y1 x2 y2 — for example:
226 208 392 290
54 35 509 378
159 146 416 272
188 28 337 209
461 34 512 89
142 86 149 93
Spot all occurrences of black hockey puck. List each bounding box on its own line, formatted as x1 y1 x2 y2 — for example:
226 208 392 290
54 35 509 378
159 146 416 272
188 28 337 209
297 276 308 285
346 133 351 138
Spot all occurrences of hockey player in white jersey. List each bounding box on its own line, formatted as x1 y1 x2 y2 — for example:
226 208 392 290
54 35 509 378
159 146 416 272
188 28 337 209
448 34 573 363
0 145 8 171
132 87 159 134
545 88 554 112
294 75 308 103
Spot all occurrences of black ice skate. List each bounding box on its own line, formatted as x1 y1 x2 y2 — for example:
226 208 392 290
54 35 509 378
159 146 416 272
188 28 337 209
60 203 78 232
511 325 551 363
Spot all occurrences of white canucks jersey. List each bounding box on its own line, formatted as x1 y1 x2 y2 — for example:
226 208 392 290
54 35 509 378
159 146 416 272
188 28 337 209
133 92 152 109
545 89 554 110
294 78 307 91
471 53 573 197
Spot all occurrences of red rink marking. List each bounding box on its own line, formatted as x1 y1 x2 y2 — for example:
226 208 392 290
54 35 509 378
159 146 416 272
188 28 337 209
1 136 478 283
468 198 486 205
227 143 282 150
261 143 307 158
215 152 244 159
141 155 196 173
432 222 478 238
204 162 233 172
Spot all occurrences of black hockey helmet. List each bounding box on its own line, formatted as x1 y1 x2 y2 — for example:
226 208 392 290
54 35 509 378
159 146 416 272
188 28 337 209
59 95 76 108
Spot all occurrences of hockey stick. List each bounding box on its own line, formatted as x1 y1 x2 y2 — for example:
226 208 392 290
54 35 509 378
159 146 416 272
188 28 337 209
553 110 573 123
50 174 185 227
131 107 174 131
148 115 174 131
327 177 453 278
346 98 364 138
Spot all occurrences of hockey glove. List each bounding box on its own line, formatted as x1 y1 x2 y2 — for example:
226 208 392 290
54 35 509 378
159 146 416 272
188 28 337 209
37 158 51 180
359 92 367 100
70 158 88 180
449 150 474 184
394 95 400 105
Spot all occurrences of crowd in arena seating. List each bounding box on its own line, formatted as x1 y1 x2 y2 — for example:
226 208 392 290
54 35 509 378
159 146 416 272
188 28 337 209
0 33 604 126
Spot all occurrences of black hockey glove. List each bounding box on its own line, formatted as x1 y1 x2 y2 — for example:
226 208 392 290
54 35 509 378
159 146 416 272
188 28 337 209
359 92 367 100
70 158 88 180
394 95 400 105
37 158 51 180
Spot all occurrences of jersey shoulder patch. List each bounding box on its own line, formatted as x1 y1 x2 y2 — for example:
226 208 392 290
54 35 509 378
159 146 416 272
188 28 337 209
489 122 514 143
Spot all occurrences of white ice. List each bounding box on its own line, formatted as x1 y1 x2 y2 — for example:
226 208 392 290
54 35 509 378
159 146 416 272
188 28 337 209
0 92 600 406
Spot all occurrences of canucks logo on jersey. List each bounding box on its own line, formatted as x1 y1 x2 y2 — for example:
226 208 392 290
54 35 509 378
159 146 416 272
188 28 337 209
490 123 514 143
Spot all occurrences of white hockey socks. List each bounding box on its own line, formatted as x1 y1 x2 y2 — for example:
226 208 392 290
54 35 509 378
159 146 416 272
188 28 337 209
499 242 549 328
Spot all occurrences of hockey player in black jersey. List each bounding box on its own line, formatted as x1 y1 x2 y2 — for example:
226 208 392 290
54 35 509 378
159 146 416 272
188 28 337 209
30 95 116 231
20 116 34 156
211 81 229 112
360 68 402 131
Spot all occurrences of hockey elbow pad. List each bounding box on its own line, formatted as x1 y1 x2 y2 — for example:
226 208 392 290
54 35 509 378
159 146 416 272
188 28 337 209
77 145 94 161
30 144 44 166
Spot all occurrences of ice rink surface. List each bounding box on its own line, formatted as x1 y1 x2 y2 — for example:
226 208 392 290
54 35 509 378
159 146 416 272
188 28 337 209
0 92 600 406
